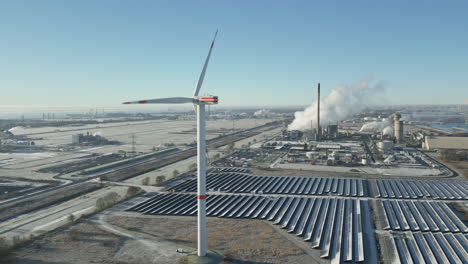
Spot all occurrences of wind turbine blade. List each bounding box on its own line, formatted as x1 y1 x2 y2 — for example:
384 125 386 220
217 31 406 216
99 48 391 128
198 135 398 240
123 97 194 104
193 30 218 97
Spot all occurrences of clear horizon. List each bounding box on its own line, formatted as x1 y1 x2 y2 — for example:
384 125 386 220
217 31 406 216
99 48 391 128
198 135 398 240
0 103 465 120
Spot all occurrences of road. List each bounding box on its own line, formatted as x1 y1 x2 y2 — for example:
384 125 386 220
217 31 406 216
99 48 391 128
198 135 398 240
0 186 128 239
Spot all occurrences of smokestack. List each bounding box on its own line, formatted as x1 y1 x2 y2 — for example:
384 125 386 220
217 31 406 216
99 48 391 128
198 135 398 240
317 83 321 137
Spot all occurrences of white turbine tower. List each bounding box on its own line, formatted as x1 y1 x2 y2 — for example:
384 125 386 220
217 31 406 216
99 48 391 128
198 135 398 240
122 31 218 257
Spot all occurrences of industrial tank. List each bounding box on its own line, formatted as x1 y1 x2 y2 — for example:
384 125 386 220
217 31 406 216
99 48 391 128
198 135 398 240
377 141 394 152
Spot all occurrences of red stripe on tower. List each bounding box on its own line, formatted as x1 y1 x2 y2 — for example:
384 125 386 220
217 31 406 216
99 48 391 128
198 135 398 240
197 195 207 200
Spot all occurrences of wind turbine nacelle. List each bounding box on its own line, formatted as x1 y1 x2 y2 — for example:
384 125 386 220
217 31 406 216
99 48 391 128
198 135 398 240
197 96 218 104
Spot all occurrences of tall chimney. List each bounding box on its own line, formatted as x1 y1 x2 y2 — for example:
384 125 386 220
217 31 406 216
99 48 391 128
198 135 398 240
317 83 321 138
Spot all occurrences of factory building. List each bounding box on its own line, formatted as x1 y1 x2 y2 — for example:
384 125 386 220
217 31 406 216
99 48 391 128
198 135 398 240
71 132 118 146
72 134 80 144
326 124 338 136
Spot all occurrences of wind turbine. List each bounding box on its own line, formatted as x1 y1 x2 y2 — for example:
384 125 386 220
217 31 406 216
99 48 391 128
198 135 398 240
122 31 218 257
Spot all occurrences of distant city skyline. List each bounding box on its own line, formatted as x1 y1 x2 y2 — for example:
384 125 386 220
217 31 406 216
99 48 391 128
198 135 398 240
1 1 467 107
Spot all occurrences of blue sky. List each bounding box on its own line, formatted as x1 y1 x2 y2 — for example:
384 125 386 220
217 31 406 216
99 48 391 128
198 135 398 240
0 0 467 108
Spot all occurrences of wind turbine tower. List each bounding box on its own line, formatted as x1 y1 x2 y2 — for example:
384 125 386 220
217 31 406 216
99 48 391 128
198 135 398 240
122 31 218 257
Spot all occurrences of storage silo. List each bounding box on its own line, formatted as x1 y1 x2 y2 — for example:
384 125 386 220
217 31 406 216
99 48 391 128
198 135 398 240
393 113 404 143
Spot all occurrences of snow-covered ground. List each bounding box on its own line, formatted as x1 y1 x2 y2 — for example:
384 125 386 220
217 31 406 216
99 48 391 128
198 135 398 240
361 166 442 176
274 163 443 176
9 119 275 154
0 152 58 165
1 118 277 181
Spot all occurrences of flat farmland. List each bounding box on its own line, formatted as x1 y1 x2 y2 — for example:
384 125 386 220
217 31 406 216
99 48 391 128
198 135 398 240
10 118 275 153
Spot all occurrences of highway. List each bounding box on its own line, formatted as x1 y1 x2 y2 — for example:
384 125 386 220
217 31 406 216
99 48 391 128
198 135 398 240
0 186 129 239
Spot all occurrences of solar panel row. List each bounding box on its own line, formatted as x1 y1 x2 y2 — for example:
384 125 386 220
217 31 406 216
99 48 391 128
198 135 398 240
375 179 468 200
380 200 468 233
393 232 468 264
169 172 366 197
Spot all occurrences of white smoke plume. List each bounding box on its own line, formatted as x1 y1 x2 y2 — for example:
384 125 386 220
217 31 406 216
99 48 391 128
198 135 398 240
254 109 271 117
288 78 386 131
359 118 392 134
7 126 23 133
382 126 393 136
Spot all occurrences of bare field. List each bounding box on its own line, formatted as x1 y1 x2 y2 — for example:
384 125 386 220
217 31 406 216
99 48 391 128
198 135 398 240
3 220 124 264
451 201 468 221
3 214 320 264
107 215 318 264
443 160 468 179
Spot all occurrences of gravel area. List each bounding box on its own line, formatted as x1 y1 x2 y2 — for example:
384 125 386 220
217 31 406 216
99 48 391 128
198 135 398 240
3 220 125 264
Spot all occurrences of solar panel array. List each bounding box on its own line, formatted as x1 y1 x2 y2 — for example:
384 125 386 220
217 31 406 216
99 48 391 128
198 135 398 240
128 170 468 263
393 232 468 263
380 200 468 233
375 179 468 200
169 172 366 197
128 193 367 263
